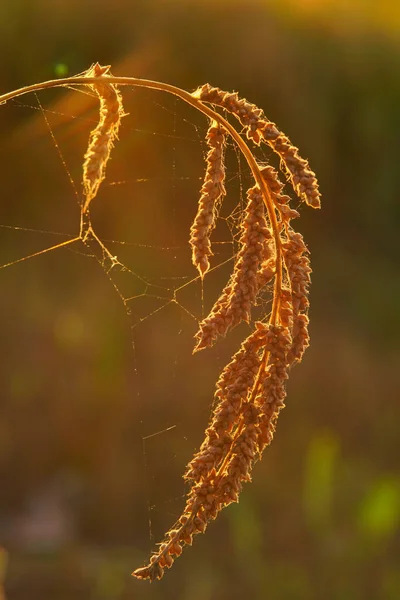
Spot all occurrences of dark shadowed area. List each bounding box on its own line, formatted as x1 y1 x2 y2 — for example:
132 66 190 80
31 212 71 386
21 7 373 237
0 1 399 599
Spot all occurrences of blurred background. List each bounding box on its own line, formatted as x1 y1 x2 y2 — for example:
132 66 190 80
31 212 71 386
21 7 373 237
0 0 399 598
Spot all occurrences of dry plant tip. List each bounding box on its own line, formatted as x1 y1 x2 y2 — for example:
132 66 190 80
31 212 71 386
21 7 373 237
190 120 227 277
82 63 125 213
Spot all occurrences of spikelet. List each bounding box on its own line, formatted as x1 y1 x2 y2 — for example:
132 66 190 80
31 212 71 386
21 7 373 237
257 256 275 290
185 323 267 483
193 84 321 209
82 63 124 212
194 185 272 351
283 230 312 365
190 121 227 276
256 164 311 363
256 325 291 453
260 164 300 221
133 324 293 582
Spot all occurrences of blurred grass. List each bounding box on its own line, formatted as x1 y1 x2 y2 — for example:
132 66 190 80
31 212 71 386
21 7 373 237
358 477 400 540
303 431 339 532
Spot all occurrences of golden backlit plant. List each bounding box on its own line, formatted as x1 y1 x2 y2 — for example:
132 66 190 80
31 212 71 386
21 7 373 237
0 64 320 581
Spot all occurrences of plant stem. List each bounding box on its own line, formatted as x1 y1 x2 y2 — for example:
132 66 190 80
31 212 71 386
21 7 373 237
0 74 282 325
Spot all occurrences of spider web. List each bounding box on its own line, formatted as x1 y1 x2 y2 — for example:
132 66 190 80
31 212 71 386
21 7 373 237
0 83 272 548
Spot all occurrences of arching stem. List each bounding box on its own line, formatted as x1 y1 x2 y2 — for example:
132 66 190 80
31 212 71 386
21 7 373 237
0 74 282 326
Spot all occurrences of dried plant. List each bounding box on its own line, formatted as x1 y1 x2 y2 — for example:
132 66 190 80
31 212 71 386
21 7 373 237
82 63 125 213
189 120 227 277
0 65 320 582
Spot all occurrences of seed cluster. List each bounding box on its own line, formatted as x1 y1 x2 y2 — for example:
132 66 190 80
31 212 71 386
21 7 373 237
133 88 320 581
189 121 227 277
193 84 321 209
82 63 124 212
76 68 320 582
133 321 295 582
194 185 272 351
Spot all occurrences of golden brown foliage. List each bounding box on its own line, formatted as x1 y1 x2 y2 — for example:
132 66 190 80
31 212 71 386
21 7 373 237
133 85 320 581
0 66 320 582
193 84 321 209
189 121 227 277
82 63 125 212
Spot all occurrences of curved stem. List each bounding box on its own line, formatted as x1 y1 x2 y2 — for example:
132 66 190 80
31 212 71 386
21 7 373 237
0 74 282 326
1 74 282 520
1 72 302 584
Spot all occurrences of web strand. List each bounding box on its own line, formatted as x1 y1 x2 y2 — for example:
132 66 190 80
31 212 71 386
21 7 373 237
1 84 258 551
